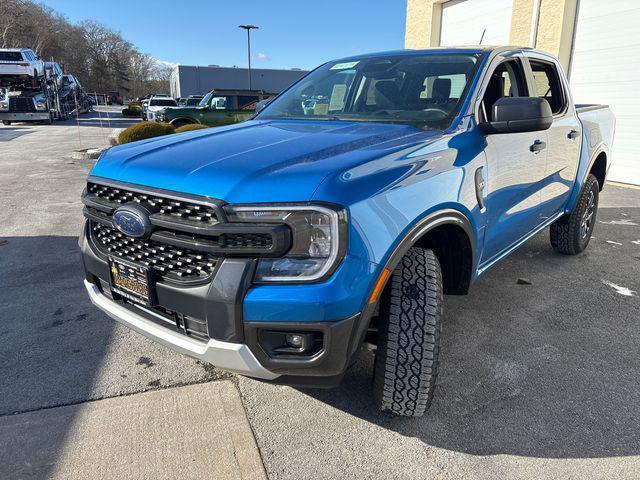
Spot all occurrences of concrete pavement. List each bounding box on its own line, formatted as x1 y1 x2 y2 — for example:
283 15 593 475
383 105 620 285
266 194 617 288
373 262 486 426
1 381 266 480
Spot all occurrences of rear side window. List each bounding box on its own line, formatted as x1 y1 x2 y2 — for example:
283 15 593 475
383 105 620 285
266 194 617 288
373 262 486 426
529 59 565 114
0 52 24 62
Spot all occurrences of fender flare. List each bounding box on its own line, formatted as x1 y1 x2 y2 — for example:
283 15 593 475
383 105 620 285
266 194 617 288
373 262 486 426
382 208 476 275
169 117 199 126
566 143 608 213
347 208 476 360
582 143 607 186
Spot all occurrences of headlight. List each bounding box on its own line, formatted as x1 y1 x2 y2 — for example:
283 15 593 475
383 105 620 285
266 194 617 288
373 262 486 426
0 100 8 110
224 204 347 282
35 101 47 110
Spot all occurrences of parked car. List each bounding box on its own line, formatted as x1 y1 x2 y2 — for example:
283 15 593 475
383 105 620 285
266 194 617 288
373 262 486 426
0 48 45 85
80 47 614 417
155 89 268 127
107 91 123 105
44 62 63 83
145 95 177 121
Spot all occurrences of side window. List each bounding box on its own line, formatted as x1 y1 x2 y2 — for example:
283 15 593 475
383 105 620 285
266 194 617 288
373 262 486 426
529 59 565 114
480 59 528 122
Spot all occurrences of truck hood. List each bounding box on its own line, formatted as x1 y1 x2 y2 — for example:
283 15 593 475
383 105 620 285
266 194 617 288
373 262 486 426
91 119 438 203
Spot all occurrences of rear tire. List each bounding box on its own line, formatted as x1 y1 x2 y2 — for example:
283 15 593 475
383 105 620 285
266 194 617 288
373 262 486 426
2 121 11 126
550 173 599 255
373 247 443 417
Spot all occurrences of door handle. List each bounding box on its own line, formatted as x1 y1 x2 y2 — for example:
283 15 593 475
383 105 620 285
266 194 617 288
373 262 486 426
567 129 579 139
529 140 546 153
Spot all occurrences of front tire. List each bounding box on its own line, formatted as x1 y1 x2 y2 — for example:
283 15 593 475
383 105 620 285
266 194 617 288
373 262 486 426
550 173 599 255
373 247 443 417
171 120 192 129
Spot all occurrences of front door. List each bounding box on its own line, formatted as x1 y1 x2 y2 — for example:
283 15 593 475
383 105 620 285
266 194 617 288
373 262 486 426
479 56 549 265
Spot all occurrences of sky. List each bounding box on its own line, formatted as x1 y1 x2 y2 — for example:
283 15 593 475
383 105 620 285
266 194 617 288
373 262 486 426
40 0 408 71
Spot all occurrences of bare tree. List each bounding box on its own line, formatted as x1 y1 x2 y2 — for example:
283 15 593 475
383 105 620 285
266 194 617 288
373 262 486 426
0 0 168 96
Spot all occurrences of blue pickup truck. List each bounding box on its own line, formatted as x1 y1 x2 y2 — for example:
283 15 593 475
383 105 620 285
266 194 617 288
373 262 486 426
80 47 615 417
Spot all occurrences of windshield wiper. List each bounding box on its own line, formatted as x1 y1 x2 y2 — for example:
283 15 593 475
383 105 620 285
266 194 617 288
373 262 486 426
262 114 343 121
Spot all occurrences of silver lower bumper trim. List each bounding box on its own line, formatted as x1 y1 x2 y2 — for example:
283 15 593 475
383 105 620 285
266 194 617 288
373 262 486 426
84 280 279 380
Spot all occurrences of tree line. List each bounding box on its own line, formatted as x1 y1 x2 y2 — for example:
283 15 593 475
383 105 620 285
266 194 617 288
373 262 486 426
0 0 170 97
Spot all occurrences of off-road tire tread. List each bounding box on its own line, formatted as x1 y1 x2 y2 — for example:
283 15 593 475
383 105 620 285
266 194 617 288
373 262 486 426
550 174 599 255
373 247 443 417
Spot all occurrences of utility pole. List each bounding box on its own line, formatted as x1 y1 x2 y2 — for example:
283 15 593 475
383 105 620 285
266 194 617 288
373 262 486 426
238 25 259 90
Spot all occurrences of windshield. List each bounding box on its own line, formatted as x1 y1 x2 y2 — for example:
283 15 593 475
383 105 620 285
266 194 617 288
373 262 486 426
150 98 177 107
198 92 213 107
256 53 482 129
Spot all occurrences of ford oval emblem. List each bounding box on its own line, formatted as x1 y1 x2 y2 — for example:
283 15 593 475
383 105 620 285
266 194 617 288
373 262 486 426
112 204 152 238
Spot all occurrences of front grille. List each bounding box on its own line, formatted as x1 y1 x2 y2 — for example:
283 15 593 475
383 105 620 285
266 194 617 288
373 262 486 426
87 182 219 225
83 180 290 284
9 97 35 113
91 222 217 281
219 232 273 249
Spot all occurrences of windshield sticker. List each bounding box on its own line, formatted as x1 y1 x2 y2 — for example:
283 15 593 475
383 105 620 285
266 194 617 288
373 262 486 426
329 84 347 111
330 61 359 70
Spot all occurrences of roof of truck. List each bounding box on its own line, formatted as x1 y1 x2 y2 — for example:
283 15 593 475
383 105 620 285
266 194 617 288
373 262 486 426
333 46 534 62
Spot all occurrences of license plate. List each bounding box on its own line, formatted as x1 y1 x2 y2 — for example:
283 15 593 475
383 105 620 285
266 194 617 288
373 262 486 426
109 257 154 305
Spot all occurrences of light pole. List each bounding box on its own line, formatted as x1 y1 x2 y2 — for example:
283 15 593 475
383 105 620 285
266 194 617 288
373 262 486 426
238 24 259 90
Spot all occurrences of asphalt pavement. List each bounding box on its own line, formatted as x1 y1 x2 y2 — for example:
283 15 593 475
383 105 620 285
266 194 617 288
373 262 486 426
1 109 639 479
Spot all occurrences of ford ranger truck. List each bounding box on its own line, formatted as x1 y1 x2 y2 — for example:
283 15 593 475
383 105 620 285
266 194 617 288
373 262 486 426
80 47 615 417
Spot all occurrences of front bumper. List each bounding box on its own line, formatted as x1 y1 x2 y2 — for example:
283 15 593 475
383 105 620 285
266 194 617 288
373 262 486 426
84 279 279 379
0 112 49 121
80 222 368 385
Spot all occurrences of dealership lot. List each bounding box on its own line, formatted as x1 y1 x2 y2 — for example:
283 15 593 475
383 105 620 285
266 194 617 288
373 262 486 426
1 112 639 479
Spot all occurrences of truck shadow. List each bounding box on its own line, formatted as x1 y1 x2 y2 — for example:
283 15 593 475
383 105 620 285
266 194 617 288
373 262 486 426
0 235 115 478
301 209 640 459
0 127 33 141
60 109 141 129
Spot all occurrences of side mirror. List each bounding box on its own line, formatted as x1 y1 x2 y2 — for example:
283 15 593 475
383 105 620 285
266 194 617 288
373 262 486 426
480 97 553 134
255 98 272 113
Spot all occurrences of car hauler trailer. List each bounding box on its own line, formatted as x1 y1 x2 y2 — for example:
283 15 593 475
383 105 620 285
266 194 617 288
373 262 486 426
0 59 88 125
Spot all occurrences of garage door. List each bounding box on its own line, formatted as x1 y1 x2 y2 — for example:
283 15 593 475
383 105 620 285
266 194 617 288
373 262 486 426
439 0 513 46
570 0 640 185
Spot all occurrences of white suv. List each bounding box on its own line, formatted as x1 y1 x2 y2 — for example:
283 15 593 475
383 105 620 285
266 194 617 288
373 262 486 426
145 96 177 121
0 48 45 82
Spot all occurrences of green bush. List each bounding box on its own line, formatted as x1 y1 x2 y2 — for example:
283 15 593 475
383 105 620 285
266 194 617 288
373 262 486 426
121 107 140 117
118 122 175 144
174 123 210 133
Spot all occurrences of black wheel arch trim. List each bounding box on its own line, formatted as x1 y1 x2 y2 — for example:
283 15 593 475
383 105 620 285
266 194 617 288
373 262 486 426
583 144 607 188
381 208 476 276
169 117 199 125
347 209 476 362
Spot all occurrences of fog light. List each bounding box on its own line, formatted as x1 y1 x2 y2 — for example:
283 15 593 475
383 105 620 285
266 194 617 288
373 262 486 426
286 333 304 348
259 330 323 357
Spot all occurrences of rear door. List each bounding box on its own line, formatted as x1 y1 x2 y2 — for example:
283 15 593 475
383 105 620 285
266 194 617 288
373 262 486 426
524 53 581 219
478 53 549 265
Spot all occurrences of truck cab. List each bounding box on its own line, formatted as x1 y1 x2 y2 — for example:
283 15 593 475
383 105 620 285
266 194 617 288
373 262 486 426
80 47 614 417
156 89 271 128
